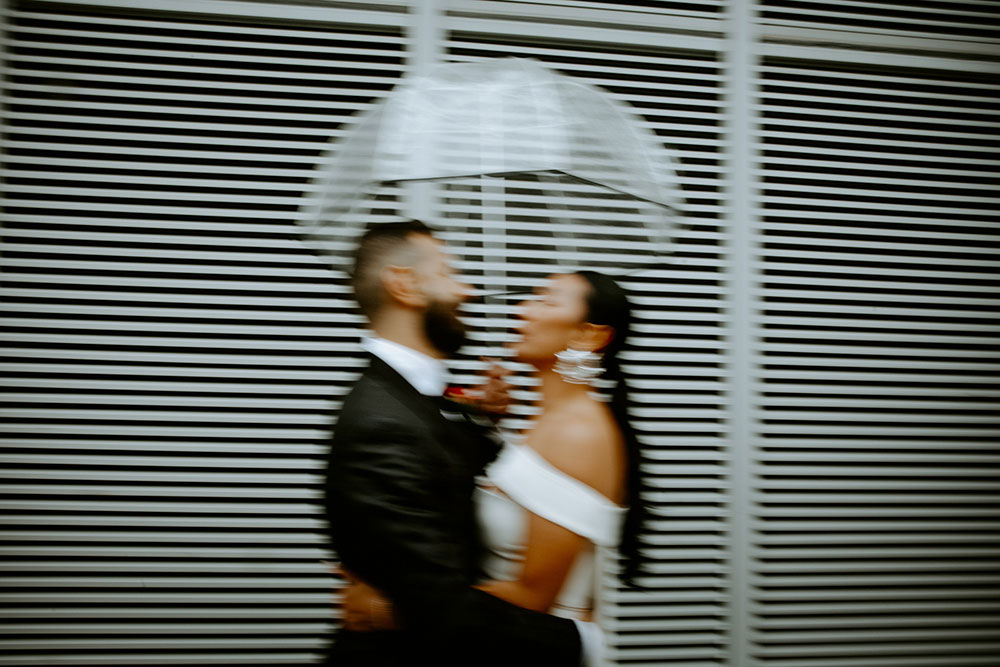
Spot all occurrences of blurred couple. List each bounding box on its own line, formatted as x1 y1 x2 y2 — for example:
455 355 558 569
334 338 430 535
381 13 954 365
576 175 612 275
323 220 646 667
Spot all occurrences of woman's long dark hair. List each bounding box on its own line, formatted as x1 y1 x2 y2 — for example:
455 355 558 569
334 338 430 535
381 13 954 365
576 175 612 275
576 270 646 586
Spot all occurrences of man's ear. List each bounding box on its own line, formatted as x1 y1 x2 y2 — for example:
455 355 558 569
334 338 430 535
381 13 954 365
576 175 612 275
382 265 428 308
568 323 615 353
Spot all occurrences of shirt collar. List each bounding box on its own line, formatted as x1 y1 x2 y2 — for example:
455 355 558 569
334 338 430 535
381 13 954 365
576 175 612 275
362 336 449 397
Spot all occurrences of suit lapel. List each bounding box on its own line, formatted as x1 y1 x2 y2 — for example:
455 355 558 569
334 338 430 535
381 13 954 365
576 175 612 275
363 353 486 480
364 353 444 425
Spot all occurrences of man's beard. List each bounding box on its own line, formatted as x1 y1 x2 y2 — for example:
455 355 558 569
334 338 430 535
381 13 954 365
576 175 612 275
424 298 468 356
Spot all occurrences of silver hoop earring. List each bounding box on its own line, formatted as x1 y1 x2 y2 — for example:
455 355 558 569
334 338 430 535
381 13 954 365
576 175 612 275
554 348 604 386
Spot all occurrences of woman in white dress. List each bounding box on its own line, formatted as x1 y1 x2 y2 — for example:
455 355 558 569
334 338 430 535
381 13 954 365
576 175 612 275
472 270 645 617
341 270 647 657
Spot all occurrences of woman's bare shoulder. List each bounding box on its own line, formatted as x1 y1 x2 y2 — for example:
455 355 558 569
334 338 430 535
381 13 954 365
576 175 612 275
527 405 623 500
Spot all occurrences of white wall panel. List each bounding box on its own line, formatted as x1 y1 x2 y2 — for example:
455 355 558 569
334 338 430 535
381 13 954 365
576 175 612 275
749 27 1000 667
1 1 408 665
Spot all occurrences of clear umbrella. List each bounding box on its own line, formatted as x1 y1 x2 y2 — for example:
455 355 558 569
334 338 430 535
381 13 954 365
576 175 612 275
299 58 685 280
298 58 686 393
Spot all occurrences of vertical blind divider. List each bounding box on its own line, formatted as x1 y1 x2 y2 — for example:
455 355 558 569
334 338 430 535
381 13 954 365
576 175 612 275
723 0 762 665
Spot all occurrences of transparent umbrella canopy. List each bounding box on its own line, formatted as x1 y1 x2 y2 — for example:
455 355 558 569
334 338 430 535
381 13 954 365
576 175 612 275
299 58 684 283
299 58 686 389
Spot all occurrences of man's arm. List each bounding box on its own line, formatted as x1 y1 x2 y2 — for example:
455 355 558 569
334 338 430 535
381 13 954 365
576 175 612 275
325 419 582 667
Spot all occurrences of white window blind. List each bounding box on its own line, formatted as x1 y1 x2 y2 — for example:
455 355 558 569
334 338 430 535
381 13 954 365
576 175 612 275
2 1 998 666
471 0 725 19
1 1 408 664
749 41 1000 667
760 0 1000 40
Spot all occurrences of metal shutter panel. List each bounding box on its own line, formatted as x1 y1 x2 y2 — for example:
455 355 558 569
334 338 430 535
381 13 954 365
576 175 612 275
745 18 1000 667
1 0 408 664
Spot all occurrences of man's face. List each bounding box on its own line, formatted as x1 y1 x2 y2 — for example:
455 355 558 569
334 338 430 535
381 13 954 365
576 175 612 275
411 234 471 355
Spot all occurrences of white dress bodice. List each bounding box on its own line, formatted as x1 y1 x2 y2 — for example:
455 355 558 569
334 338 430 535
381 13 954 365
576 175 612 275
474 442 627 620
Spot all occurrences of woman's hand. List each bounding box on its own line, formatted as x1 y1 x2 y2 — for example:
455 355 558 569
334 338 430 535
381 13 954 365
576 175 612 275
332 565 398 632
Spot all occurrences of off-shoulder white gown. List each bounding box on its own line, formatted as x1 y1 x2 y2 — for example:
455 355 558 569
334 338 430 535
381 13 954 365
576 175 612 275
474 442 627 622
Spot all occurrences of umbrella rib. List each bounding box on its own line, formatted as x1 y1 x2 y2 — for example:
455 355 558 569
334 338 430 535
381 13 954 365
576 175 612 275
378 169 683 215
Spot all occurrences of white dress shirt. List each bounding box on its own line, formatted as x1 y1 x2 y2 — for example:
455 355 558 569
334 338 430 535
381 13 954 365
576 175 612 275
361 336 448 397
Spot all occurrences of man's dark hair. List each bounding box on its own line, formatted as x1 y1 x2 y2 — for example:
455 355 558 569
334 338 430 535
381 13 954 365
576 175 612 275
350 219 435 320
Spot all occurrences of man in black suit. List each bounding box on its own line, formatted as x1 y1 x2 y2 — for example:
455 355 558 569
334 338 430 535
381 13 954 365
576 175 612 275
323 220 587 667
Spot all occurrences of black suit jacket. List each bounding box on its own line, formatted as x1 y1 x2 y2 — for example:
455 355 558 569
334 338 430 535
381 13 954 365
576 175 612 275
324 354 582 667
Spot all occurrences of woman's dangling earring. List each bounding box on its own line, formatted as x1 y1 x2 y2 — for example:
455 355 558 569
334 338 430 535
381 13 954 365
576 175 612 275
554 348 604 386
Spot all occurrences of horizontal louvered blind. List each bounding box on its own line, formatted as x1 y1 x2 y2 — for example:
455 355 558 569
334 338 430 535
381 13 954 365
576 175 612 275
1 0 408 664
480 0 725 19
751 40 1000 667
442 6 730 664
760 0 1000 41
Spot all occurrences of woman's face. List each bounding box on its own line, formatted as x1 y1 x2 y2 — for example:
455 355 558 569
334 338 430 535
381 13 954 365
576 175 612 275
511 273 591 366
